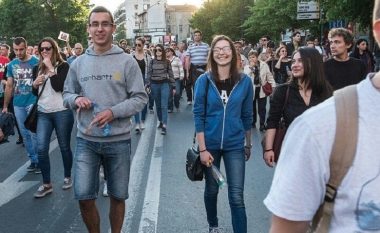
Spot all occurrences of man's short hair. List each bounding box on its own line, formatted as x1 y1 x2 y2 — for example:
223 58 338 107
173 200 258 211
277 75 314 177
0 44 10 50
13 37 27 46
261 35 270 40
248 50 259 58
328 28 354 46
193 29 202 36
88 6 114 24
233 41 243 46
267 40 275 49
292 31 301 37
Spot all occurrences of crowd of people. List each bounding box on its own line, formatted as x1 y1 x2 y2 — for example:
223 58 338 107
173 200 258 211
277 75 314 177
0 3 379 233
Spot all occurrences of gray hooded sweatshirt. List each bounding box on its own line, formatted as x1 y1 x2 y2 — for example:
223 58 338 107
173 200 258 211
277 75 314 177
63 45 148 142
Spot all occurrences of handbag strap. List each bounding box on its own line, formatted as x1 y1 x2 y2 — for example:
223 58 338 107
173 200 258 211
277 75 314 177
281 85 290 113
311 85 359 232
36 78 48 102
193 77 209 145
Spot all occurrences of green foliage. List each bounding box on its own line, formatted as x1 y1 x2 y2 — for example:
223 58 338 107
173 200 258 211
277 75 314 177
190 0 254 44
190 0 373 45
0 0 90 47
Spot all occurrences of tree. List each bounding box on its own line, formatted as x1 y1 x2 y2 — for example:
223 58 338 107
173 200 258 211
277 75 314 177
114 5 126 42
190 0 254 44
0 0 90 47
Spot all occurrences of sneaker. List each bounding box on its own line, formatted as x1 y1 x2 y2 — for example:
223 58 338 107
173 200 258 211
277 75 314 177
27 163 37 172
140 122 145 130
34 167 41 174
161 127 167 135
16 137 23 145
103 182 109 197
209 227 224 233
62 177 72 190
157 122 163 129
187 101 192 105
34 185 53 198
135 125 141 133
168 109 173 113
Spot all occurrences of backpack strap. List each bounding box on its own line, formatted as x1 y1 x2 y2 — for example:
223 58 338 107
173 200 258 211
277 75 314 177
311 85 359 232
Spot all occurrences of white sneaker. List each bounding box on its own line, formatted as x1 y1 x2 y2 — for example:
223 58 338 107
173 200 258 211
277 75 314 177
187 101 192 105
103 182 109 197
135 124 141 133
140 122 145 130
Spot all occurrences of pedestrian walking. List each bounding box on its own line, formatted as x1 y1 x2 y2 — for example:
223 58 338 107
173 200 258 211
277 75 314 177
350 38 375 74
185 29 209 104
193 35 253 233
62 6 148 233
2 37 39 172
263 47 332 167
166 47 184 112
32 37 74 198
324 28 367 90
264 3 380 231
243 50 275 131
146 44 175 135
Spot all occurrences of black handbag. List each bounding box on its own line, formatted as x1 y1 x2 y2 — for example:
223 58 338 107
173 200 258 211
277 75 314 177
24 77 48 133
185 77 209 181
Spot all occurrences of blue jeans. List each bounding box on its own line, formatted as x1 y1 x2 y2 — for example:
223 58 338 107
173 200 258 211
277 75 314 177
14 105 38 163
204 149 247 233
37 109 74 184
134 104 147 124
74 137 132 200
168 79 182 110
151 83 169 125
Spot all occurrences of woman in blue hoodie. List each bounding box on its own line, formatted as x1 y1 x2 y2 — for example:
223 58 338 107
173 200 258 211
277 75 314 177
193 35 253 233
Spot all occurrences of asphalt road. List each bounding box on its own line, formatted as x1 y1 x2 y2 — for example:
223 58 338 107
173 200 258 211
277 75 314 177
0 97 274 233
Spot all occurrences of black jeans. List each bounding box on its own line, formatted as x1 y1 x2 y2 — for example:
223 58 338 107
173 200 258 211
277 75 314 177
253 87 267 127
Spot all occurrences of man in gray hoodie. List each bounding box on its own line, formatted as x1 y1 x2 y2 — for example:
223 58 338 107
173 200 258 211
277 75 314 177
63 6 148 233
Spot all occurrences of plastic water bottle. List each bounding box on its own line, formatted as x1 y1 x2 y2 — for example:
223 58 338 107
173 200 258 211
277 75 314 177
102 123 111 136
92 102 112 136
211 164 227 188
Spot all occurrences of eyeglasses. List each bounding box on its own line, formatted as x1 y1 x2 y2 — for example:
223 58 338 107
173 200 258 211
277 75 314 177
136 43 143 47
88 22 114 29
155 48 162 52
261 39 267 41
213 46 231 54
40 46 52 52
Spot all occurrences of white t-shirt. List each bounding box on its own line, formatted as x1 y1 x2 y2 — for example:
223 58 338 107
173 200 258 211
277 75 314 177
264 76 380 232
38 78 67 113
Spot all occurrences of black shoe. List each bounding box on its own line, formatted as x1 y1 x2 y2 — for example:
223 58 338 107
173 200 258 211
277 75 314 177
27 163 37 172
157 122 163 129
161 127 166 135
259 125 265 132
16 137 23 145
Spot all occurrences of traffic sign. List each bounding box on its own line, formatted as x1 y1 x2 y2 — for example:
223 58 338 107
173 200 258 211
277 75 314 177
297 12 320 20
297 1 320 12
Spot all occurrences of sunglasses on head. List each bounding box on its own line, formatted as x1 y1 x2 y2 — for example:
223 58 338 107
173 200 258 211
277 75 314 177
40 46 52 52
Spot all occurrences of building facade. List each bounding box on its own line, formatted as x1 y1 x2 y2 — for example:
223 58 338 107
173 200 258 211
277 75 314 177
124 0 197 44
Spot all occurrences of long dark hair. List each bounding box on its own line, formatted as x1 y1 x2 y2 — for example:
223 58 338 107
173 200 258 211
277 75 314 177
293 47 332 100
154 44 166 60
351 39 373 59
207 35 240 84
37 37 64 74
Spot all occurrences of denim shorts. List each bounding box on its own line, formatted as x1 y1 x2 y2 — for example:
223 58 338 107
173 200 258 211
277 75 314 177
74 137 131 200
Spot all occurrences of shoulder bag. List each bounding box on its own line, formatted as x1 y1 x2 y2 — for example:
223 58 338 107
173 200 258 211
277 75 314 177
186 77 209 181
24 77 48 133
261 85 290 163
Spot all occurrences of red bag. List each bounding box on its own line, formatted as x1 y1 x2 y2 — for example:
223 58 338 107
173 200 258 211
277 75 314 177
262 82 273 96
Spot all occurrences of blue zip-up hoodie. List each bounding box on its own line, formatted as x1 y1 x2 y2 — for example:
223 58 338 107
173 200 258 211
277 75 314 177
193 72 253 151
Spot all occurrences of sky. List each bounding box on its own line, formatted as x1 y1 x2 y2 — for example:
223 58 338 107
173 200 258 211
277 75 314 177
90 0 204 13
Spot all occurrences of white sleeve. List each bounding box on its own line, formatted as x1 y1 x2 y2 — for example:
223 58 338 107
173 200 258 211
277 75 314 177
263 115 329 221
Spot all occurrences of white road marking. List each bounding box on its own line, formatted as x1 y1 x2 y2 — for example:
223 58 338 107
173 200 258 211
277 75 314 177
137 124 163 233
120 115 156 233
0 138 59 207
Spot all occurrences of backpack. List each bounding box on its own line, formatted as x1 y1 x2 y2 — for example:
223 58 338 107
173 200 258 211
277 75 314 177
310 84 359 232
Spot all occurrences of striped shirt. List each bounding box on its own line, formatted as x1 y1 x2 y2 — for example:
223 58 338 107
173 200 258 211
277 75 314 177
186 42 209 66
